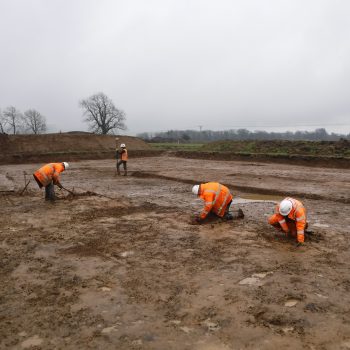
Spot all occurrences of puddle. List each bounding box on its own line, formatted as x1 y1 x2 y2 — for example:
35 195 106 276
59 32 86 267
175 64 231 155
313 222 330 228
285 299 299 307
101 325 119 334
238 271 273 286
233 193 282 204
120 251 134 258
202 319 220 332
239 276 263 286
0 174 15 192
21 335 43 348
180 326 193 334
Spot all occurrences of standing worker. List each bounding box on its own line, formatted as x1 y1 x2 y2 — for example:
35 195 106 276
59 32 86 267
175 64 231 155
33 162 69 201
117 143 128 176
268 197 308 244
192 182 233 223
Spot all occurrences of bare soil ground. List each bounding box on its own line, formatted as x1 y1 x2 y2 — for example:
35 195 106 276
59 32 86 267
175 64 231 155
1 156 350 349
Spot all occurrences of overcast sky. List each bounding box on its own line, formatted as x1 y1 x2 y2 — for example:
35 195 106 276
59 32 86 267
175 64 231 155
0 0 349 135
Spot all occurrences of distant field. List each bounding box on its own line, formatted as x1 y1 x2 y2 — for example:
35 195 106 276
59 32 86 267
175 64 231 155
200 140 350 157
148 140 350 157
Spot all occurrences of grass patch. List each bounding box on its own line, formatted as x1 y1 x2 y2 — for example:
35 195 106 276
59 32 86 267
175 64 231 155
200 140 350 157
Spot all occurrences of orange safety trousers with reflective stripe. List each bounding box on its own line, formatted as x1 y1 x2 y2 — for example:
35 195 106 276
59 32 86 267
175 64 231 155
33 163 65 187
199 182 233 220
268 197 307 243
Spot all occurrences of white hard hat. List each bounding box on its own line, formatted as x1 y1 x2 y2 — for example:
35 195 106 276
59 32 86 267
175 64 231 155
192 185 200 195
279 199 293 216
63 162 69 169
120 143 126 148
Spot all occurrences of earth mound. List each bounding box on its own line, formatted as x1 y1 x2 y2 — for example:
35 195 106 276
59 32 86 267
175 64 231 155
0 133 151 164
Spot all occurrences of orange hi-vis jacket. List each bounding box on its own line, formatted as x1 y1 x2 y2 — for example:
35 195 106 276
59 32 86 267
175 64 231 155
121 148 128 161
33 163 65 187
269 197 307 243
199 182 233 220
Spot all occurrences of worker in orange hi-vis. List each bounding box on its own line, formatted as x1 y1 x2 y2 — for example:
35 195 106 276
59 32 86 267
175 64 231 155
268 197 308 244
191 182 233 223
116 143 128 176
33 162 69 201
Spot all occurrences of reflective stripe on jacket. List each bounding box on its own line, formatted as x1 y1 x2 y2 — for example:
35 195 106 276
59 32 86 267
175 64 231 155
199 182 233 219
33 163 65 187
121 149 128 161
268 197 307 243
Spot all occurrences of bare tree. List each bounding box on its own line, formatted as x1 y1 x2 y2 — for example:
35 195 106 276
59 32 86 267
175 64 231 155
79 92 126 134
0 109 5 134
3 106 23 134
23 109 47 134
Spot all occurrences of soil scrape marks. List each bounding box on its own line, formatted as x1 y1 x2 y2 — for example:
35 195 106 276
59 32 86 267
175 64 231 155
131 171 350 204
1 158 350 349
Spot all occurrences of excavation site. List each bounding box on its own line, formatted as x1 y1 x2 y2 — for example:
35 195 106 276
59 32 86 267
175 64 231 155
1 142 350 349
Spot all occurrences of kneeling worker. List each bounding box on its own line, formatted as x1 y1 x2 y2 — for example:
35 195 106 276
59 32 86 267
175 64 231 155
33 162 69 201
192 182 233 223
268 197 307 244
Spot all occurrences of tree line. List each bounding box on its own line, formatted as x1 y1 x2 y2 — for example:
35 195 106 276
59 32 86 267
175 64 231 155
138 128 350 142
0 92 126 135
0 106 47 134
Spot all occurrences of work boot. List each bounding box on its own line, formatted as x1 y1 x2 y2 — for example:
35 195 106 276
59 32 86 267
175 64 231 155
224 213 234 221
234 208 244 219
45 196 55 202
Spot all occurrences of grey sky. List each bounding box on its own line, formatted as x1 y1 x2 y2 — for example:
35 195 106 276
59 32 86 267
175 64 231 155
0 0 349 135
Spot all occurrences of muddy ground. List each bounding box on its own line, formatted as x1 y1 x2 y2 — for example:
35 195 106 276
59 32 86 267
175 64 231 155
1 156 350 349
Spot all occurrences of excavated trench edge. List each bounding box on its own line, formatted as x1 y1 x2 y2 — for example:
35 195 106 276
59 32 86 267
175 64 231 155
1 150 349 168
131 171 349 204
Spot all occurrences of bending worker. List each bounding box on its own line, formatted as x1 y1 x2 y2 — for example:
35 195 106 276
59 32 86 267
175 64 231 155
192 182 233 223
33 162 69 201
117 143 128 176
268 197 307 243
